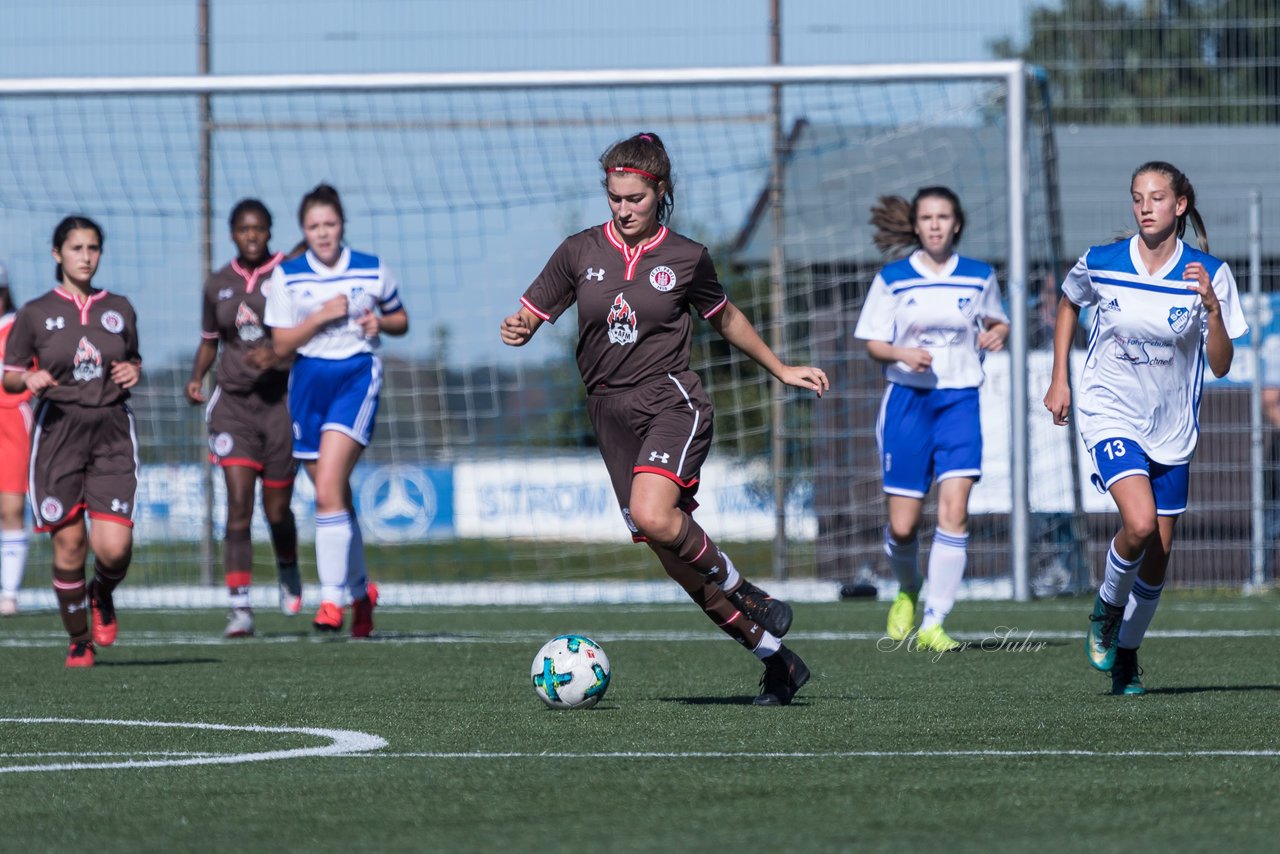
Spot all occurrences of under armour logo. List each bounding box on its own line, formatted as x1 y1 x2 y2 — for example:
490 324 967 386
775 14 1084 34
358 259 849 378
111 499 130 513
46 316 66 330
648 451 669 463
585 267 605 281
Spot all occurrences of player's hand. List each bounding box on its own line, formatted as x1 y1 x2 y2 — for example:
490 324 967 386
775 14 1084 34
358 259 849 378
111 361 141 389
22 369 57 395
977 328 1007 352
315 294 349 325
500 311 534 346
184 378 206 404
1044 379 1071 426
1183 262 1218 314
777 365 829 398
244 347 280 371
898 347 933 372
355 309 380 339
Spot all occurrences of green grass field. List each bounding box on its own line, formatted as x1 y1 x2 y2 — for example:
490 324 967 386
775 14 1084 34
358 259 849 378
2 592 1278 852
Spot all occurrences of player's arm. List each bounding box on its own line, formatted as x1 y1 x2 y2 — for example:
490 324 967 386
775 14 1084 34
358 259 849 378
707 300 827 396
865 339 932 371
1185 261 1233 378
1043 297 1081 426
185 337 218 404
376 308 409 337
977 320 1009 352
1 367 26 394
1264 387 1280 429
500 306 545 347
270 295 349 359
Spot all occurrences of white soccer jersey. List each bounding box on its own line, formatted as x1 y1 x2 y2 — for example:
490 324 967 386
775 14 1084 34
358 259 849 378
1063 235 1248 465
854 251 1008 389
263 247 403 360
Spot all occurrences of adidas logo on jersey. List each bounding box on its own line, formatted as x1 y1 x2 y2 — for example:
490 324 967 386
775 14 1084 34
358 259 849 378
1100 297 1121 313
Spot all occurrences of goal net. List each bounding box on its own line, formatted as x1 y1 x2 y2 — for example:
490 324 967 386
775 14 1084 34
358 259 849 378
0 64 1087 606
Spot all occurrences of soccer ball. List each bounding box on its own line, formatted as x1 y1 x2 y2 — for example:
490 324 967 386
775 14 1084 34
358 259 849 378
530 634 611 710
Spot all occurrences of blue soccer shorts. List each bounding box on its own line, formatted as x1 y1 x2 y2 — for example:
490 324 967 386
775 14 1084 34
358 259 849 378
288 353 382 460
1089 436 1189 516
877 383 982 498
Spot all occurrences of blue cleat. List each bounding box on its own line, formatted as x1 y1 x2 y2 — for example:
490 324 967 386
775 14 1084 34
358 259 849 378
1086 594 1124 672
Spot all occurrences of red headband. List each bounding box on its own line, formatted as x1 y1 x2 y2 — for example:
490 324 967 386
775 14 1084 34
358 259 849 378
607 166 661 183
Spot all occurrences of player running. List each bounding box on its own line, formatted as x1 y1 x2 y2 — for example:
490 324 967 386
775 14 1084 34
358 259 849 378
856 187 1010 653
264 184 408 638
2 217 142 667
0 263 32 616
1044 161 1247 694
185 199 301 638
501 132 827 706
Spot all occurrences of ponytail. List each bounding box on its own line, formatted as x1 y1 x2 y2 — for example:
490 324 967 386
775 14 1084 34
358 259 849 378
869 186 966 258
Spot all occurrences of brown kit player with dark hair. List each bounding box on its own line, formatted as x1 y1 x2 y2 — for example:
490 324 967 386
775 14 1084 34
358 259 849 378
2 216 142 668
185 199 301 638
501 132 828 705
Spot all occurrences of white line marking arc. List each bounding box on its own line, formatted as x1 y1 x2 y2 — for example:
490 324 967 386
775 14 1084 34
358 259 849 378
0 718 387 774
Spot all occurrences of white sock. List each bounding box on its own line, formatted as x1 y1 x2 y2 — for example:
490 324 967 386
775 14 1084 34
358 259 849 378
1099 539 1143 608
1118 578 1163 649
718 550 742 593
1 529 28 596
921 528 968 630
345 514 369 601
752 630 781 659
884 527 921 594
314 511 352 604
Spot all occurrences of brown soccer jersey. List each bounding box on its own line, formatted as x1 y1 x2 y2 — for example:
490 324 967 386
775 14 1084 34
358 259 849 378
2 287 140 407
521 224 728 391
200 254 287 397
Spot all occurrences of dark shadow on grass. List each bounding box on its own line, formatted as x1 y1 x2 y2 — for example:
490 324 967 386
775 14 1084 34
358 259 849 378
96 657 221 667
1141 684 1280 695
659 695 812 707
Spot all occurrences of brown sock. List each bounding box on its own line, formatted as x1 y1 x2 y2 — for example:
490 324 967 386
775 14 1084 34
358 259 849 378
662 513 728 584
648 544 766 651
92 558 128 598
224 527 252 597
53 566 90 642
269 515 298 566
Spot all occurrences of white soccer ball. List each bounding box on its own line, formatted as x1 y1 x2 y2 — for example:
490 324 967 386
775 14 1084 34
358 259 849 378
530 634 611 710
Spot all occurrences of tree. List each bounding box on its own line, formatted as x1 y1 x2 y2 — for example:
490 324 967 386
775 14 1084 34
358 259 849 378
991 0 1280 124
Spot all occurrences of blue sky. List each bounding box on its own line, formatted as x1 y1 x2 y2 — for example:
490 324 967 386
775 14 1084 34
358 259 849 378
0 1 1037 366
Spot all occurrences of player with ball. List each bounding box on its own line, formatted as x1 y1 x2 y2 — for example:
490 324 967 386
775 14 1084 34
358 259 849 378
502 132 827 706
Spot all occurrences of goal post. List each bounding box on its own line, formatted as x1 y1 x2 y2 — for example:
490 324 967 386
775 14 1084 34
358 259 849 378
0 62 1068 606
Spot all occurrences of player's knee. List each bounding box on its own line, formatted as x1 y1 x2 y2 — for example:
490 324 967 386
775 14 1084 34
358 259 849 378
886 522 919 545
1122 516 1159 545
629 503 680 544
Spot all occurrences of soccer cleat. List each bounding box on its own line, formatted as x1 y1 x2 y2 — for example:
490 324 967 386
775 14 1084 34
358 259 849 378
88 580 117 647
729 580 793 638
65 640 95 668
1110 647 1146 696
753 645 810 706
916 623 962 652
886 590 918 641
313 601 344 633
0 594 17 616
278 564 303 616
1086 594 1125 672
350 582 379 638
224 607 255 638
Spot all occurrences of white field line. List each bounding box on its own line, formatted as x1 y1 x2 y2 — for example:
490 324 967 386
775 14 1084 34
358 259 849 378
365 749 1280 759
0 718 386 774
2 627 1279 650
